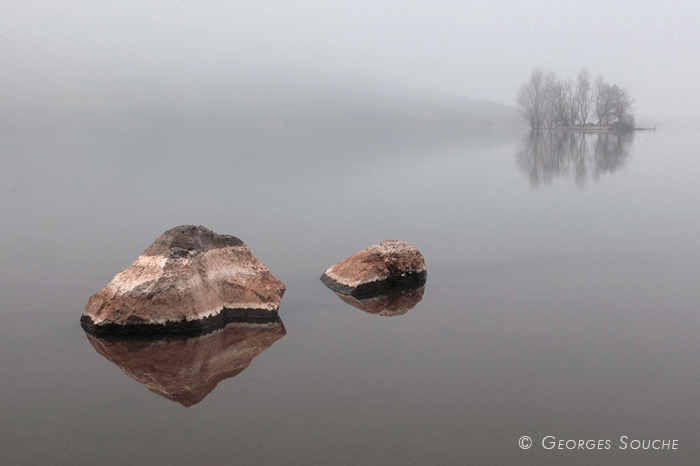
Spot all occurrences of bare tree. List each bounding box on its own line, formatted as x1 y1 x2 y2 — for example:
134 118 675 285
594 76 613 126
519 68 635 130
547 78 575 127
566 79 579 126
575 68 593 125
595 77 634 129
610 84 635 129
516 67 550 129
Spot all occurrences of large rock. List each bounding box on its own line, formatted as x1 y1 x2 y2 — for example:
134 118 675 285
85 318 286 407
82 225 285 333
320 240 426 298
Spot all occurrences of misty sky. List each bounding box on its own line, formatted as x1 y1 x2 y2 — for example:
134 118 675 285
1 0 698 121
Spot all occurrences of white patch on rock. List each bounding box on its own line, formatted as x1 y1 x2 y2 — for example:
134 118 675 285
106 255 168 295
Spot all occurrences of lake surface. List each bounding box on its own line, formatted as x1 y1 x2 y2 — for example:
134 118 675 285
1 116 699 465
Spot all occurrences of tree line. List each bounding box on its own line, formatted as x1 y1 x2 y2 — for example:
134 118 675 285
516 67 635 130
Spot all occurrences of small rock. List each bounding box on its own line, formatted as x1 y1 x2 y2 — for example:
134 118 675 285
81 225 285 333
320 240 426 298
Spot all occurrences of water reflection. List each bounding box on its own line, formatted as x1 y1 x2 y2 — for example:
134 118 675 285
328 279 426 317
516 131 634 188
84 317 286 407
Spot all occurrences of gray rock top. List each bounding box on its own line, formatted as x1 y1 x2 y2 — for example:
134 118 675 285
142 225 244 258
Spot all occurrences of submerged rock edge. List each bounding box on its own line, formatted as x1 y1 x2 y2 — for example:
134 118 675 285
80 307 281 337
321 270 427 299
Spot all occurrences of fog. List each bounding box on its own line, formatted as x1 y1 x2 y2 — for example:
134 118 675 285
1 0 698 123
4 4 700 464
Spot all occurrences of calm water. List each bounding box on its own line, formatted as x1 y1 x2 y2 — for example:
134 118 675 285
1 116 699 465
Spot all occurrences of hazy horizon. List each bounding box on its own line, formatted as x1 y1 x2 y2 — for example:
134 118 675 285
1 1 698 125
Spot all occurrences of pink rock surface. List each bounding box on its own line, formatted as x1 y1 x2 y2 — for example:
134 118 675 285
82 225 285 332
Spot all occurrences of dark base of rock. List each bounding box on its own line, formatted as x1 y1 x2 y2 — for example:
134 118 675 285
320 270 427 299
80 308 279 339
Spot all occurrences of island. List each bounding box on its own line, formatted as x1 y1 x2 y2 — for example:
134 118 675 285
516 67 651 131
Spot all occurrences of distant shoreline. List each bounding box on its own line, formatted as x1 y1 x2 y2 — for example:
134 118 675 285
549 126 656 132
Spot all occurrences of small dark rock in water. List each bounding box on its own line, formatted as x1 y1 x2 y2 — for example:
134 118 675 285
84 317 286 407
320 240 426 298
81 225 285 334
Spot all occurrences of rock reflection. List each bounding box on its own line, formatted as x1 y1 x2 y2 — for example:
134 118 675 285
84 316 285 407
516 130 634 188
329 279 426 317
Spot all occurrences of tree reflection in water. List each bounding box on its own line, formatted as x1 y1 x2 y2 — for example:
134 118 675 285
516 131 634 188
